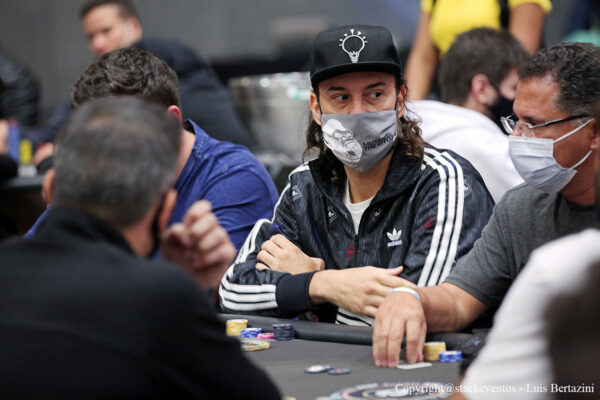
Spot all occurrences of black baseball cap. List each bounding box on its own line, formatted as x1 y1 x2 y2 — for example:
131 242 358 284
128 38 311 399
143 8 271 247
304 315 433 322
309 25 402 90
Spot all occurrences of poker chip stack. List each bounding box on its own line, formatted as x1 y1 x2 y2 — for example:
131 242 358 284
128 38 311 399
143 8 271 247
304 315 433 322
240 339 271 352
241 327 262 338
423 341 447 361
225 319 248 337
272 323 295 341
257 332 274 340
439 350 463 363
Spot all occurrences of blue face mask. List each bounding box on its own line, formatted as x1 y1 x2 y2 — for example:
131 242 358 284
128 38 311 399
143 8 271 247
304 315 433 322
508 119 594 193
321 110 397 173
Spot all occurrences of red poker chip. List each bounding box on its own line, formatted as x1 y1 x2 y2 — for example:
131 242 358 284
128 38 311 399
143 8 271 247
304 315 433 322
257 332 274 340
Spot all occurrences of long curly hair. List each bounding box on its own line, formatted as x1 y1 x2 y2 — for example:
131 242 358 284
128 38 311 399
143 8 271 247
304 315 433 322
303 77 424 182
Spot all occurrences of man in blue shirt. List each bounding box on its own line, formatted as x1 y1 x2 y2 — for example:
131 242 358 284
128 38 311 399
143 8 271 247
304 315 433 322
30 47 278 255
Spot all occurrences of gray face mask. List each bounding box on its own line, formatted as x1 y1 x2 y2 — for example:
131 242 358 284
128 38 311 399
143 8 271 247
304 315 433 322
321 110 397 173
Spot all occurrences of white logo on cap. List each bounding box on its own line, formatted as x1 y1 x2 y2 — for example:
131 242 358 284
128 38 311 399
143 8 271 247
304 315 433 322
339 28 367 63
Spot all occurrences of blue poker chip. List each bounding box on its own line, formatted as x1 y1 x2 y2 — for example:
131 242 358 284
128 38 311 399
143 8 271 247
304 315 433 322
439 350 462 363
304 364 332 374
240 327 262 338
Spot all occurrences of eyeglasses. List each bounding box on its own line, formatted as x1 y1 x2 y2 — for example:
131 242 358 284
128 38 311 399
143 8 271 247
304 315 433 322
501 114 590 138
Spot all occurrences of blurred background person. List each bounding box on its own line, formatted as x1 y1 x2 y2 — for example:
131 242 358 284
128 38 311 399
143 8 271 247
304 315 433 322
34 0 254 172
0 47 41 173
405 0 552 101
562 0 600 46
0 78 17 181
82 0 255 147
410 28 528 202
0 48 40 134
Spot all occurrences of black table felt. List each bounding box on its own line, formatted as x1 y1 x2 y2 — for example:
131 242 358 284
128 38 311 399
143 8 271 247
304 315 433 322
220 315 463 400
246 338 460 400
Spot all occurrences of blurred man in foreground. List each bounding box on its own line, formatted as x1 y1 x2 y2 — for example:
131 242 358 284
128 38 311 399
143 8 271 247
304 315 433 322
0 97 280 398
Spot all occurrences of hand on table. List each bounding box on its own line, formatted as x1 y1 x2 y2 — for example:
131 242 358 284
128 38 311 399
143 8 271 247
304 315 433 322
255 234 325 274
310 266 416 318
372 290 426 368
161 200 236 292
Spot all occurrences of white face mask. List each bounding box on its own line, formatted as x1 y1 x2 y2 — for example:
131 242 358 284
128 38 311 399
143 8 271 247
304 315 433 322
321 110 397 173
508 119 594 193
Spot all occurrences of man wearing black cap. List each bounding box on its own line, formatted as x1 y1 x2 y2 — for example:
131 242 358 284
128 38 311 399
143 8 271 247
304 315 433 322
220 25 493 328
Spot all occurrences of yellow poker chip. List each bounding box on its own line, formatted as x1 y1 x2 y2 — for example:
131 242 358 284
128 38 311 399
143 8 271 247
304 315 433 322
225 319 248 337
423 341 447 361
240 339 271 352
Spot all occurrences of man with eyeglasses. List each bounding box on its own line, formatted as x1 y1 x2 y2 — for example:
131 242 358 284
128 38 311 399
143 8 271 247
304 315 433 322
371 41 600 380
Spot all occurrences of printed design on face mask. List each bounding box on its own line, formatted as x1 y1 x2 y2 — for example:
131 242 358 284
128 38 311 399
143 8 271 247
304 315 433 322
322 119 363 162
327 205 337 222
291 185 302 201
339 28 367 63
386 228 403 247
362 132 395 151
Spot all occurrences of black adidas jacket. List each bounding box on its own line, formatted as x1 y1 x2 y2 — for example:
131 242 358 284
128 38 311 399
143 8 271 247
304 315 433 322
219 145 494 325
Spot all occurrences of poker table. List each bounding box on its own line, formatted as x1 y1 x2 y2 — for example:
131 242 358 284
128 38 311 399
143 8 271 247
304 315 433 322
220 314 486 400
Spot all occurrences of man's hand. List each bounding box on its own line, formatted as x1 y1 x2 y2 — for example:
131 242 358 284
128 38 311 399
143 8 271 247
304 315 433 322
0 120 9 154
161 200 236 292
33 143 54 166
309 266 416 317
372 291 427 368
255 234 325 274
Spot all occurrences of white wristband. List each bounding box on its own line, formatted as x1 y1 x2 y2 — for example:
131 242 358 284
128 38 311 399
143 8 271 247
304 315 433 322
390 286 421 302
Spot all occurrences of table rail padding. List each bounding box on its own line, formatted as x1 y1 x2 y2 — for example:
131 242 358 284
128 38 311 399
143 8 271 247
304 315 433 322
218 314 474 352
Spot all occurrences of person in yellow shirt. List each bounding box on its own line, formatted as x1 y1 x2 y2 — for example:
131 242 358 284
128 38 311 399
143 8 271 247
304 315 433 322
405 0 552 100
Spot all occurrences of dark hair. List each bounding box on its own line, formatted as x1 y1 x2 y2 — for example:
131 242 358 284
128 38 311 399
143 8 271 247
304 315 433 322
546 260 600 398
440 28 529 105
304 77 424 181
71 47 181 110
53 97 180 228
519 42 600 117
80 0 138 20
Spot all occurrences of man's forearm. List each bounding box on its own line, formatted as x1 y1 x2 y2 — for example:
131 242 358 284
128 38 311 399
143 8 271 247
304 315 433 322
418 285 463 332
419 283 487 332
308 269 335 305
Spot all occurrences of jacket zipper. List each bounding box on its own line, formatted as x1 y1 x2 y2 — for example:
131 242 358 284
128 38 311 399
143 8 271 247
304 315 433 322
352 234 359 268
